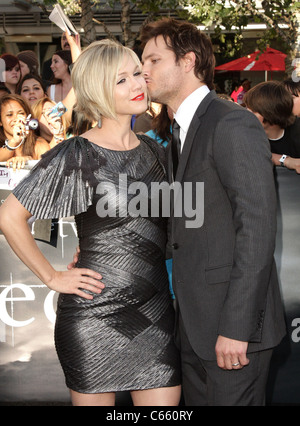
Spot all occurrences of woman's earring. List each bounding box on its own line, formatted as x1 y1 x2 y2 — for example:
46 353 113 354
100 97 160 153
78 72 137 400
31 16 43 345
98 116 102 129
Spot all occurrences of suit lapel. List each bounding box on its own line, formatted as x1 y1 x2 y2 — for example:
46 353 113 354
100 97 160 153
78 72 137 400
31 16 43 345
167 143 173 184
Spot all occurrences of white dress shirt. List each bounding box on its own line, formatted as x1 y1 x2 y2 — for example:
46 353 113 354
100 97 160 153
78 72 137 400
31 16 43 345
174 85 210 152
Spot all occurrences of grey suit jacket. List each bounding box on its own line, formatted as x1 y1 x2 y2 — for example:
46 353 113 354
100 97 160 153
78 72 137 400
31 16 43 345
169 90 286 360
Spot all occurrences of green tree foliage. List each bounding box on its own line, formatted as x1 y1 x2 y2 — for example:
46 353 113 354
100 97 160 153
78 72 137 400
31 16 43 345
29 0 300 75
183 0 299 60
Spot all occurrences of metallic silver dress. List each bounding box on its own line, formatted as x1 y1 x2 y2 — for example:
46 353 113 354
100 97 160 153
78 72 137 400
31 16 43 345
13 135 181 394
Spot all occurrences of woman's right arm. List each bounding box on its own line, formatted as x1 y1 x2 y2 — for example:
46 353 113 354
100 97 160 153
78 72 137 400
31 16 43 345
0 194 105 300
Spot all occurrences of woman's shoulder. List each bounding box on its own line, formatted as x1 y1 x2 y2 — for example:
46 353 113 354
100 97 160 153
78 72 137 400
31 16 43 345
47 83 57 101
137 133 168 172
38 136 106 187
137 133 166 155
47 83 55 92
40 135 97 157
13 135 98 219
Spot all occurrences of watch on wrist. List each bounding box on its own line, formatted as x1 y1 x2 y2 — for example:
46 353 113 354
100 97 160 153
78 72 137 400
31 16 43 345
279 154 288 167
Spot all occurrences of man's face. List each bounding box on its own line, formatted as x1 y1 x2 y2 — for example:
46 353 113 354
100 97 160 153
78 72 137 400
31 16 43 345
243 80 251 91
142 35 184 109
61 33 70 50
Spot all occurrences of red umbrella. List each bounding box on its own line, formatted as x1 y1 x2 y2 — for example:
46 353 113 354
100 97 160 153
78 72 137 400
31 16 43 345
215 47 286 72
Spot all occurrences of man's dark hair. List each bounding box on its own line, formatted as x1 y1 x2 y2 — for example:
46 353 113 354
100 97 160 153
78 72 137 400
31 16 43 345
140 18 215 90
244 81 295 129
283 78 300 97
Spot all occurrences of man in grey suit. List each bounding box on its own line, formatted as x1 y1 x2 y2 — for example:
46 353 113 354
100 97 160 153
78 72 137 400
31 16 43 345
141 18 286 406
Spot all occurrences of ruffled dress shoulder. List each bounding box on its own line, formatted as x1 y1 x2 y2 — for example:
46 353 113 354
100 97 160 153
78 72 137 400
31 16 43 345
13 136 107 219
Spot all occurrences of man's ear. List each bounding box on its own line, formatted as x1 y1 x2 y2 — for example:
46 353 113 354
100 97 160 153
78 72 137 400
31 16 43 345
183 52 196 73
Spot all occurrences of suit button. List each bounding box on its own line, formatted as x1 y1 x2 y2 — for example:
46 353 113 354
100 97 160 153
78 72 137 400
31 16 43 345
172 243 179 250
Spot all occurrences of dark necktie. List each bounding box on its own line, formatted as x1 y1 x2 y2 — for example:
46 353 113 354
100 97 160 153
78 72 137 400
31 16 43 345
172 119 181 178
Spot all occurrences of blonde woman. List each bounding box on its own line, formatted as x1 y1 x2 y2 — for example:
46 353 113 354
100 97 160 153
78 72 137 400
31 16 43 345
0 40 181 406
32 96 67 148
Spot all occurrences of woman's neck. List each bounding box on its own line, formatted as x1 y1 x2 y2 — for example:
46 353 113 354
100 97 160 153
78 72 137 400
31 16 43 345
60 73 72 87
82 115 138 151
56 74 72 101
5 82 16 94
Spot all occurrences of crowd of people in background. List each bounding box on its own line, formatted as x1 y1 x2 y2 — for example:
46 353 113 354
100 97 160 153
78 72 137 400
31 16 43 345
0 31 79 168
134 76 300 175
0 17 297 407
0 31 299 175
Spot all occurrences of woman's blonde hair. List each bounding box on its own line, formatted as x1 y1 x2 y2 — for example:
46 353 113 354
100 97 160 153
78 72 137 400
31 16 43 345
71 39 141 122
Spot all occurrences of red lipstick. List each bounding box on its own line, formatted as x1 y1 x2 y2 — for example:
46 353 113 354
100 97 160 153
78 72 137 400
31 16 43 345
131 93 145 101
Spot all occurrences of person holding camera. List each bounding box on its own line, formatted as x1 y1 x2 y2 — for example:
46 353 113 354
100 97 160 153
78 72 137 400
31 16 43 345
0 94 49 169
32 97 67 149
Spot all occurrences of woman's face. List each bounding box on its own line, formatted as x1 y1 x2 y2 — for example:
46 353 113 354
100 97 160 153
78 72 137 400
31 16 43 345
3 64 21 87
19 60 30 79
114 55 148 118
50 54 69 80
20 78 45 105
40 100 62 135
0 100 26 138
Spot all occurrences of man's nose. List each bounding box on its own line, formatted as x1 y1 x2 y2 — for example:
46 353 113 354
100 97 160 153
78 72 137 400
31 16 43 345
142 64 149 77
